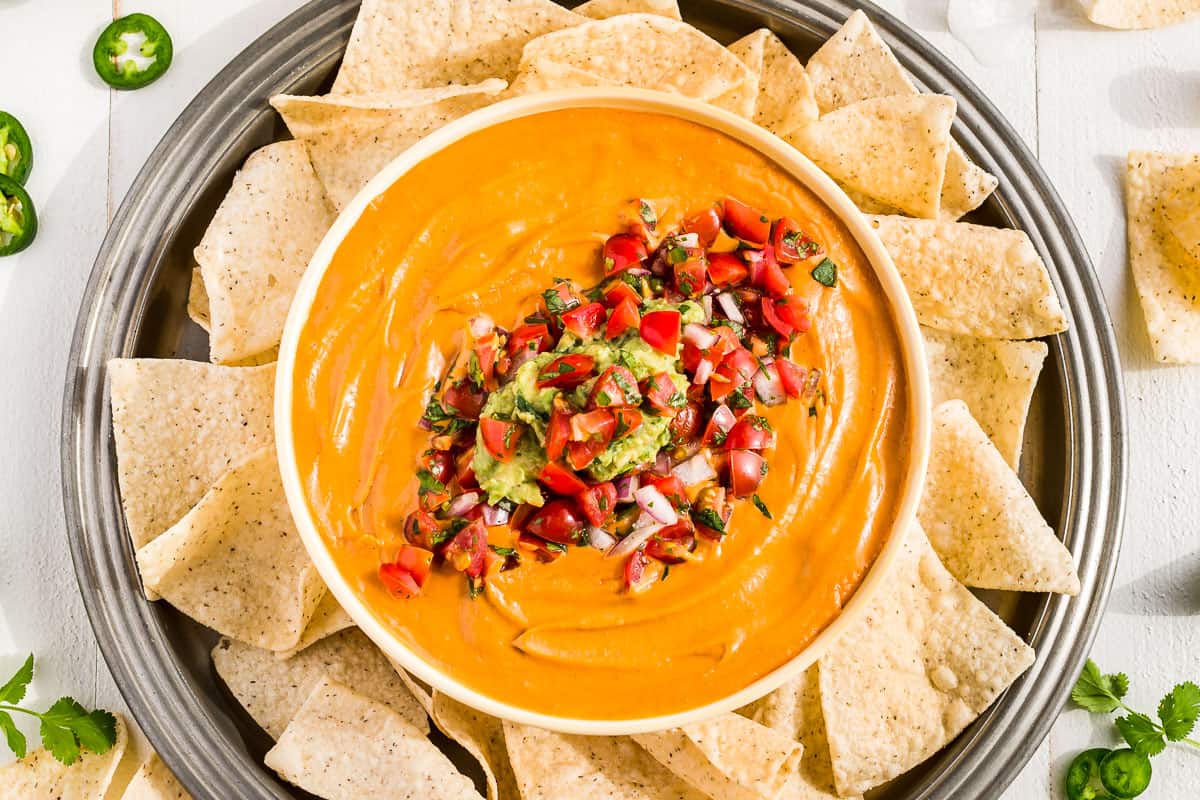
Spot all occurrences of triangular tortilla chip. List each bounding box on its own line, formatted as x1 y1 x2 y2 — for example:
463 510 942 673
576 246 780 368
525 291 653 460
517 14 757 117
728 29 819 136
503 722 708 799
818 524 1035 796
430 692 519 800
922 327 1047 467
633 713 803 800
1084 0 1200 29
787 95 955 219
506 59 616 96
213 629 428 739
921 400 1080 594
574 0 681 19
108 359 275 549
137 447 324 651
193 141 334 365
265 677 480 799
332 0 582 92
186 266 210 332
120 754 191 799
271 82 507 211
867 214 1067 338
1126 151 1200 363
275 591 355 659
0 716 128 800
804 10 996 219
739 667 852 800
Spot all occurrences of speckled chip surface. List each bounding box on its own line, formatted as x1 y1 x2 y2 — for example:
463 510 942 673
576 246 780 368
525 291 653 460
1084 0 1200 29
0 716 128 800
120 754 193 800
430 691 520 800
728 29 819 136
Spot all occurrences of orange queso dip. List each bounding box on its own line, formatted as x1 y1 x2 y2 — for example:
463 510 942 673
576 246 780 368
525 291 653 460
291 108 910 720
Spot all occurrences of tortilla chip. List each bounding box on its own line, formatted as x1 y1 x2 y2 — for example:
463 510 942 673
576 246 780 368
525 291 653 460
1126 151 1200 362
108 359 275 549
272 82 507 211
739 667 850 800
804 10 996 219
922 327 1047 467
0 716 128 800
574 0 681 19
1084 0 1200 29
193 141 334 365
868 214 1068 338
137 447 323 651
213 628 428 738
503 722 708 799
517 14 757 117
921 400 1080 594
120 754 191 799
818 524 1035 796
787 95 955 219
265 677 480 799
186 266 210 332
728 29 819 136
430 692 519 800
332 0 582 92
276 591 355 659
506 59 615 96
633 713 803 800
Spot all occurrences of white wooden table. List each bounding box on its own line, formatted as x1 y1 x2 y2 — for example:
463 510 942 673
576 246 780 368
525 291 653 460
1 1 1196 796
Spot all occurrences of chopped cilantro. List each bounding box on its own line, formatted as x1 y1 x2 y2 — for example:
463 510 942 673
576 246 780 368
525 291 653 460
575 528 591 547
544 540 568 553
596 390 612 407
639 200 657 229
752 494 773 519
668 391 688 409
515 395 549 422
467 352 484 389
730 389 752 410
416 469 446 495
811 258 838 287
693 508 726 534
661 564 671 582
489 545 517 557
808 406 818 417
668 246 689 265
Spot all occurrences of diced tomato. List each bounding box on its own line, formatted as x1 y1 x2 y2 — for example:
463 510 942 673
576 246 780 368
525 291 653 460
566 438 607 470
538 462 588 496
758 253 791 298
419 449 454 487
518 532 566 563
605 297 640 339
603 232 649 273
536 354 596 388
680 342 703 374
589 365 641 408
641 372 682 414
762 297 795 337
545 398 573 462
682 205 723 247
707 251 749 287
441 380 485 420
649 474 689 510
707 368 741 404
403 510 442 549
578 481 618 527
480 418 524 462
673 256 707 298
562 302 607 339
693 485 732 538
728 450 766 498
668 401 703 446
701 406 732 447
722 197 771 245
417 465 451 511
570 409 616 443
395 544 434 582
645 521 697 564
445 519 489 577
776 358 807 398
772 216 822 264
507 323 553 360
455 447 478 489
773 297 811 333
542 281 583 319
379 561 424 599
639 309 681 355
624 550 657 593
525 498 586 545
603 280 641 309
472 331 503 391
724 348 760 384
621 198 658 243
612 407 643 440
725 415 775 451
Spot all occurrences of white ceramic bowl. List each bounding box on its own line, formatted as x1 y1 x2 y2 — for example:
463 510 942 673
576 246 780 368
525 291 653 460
275 88 931 736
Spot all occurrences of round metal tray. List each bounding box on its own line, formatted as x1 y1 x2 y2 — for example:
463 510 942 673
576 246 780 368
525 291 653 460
61 1 1126 798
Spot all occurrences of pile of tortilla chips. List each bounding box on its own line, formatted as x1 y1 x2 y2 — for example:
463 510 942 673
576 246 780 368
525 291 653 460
109 2 1082 798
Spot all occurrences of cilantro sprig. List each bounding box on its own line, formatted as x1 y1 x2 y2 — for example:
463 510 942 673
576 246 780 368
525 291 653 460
0 655 117 765
1071 659 1200 755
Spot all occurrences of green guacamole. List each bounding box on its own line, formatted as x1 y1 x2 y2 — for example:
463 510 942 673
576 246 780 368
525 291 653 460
473 317 695 505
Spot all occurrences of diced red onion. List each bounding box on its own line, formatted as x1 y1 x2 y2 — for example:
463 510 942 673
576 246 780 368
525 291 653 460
625 267 651 277
693 359 714 386
673 232 700 248
672 454 717 487
635 485 678 525
481 503 511 527
614 473 640 503
682 322 719 349
716 292 745 324
469 315 495 337
418 417 433 431
652 451 672 476
711 404 737 433
701 295 714 322
446 491 481 517
754 363 787 406
587 526 616 551
606 522 664 559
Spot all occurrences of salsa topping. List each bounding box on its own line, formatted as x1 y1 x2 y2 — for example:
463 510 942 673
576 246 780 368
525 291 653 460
379 197 836 598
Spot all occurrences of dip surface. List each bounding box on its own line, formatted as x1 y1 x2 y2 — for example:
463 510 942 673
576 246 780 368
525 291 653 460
291 108 910 720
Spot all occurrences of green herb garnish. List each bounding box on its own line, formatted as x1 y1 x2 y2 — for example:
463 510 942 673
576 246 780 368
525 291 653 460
489 545 517 557
692 508 726 534
0 655 117 764
416 469 446 494
639 200 657 229
751 494 772 519
811 258 838 287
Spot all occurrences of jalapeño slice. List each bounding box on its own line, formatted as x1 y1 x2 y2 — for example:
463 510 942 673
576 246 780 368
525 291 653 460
93 13 174 90
0 112 33 184
0 175 37 256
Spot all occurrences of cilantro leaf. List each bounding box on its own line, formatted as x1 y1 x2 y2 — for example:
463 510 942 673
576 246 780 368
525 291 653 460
0 655 33 704
811 258 838 287
0 711 25 759
1071 659 1128 714
1116 712 1167 757
1158 682 1200 741
39 717 80 765
751 494 772 519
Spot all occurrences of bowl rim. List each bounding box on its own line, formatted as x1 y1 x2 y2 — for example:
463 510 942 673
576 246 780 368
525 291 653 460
274 87 931 736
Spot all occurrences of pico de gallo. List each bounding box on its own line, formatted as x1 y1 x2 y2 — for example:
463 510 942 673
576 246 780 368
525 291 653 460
378 196 837 599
